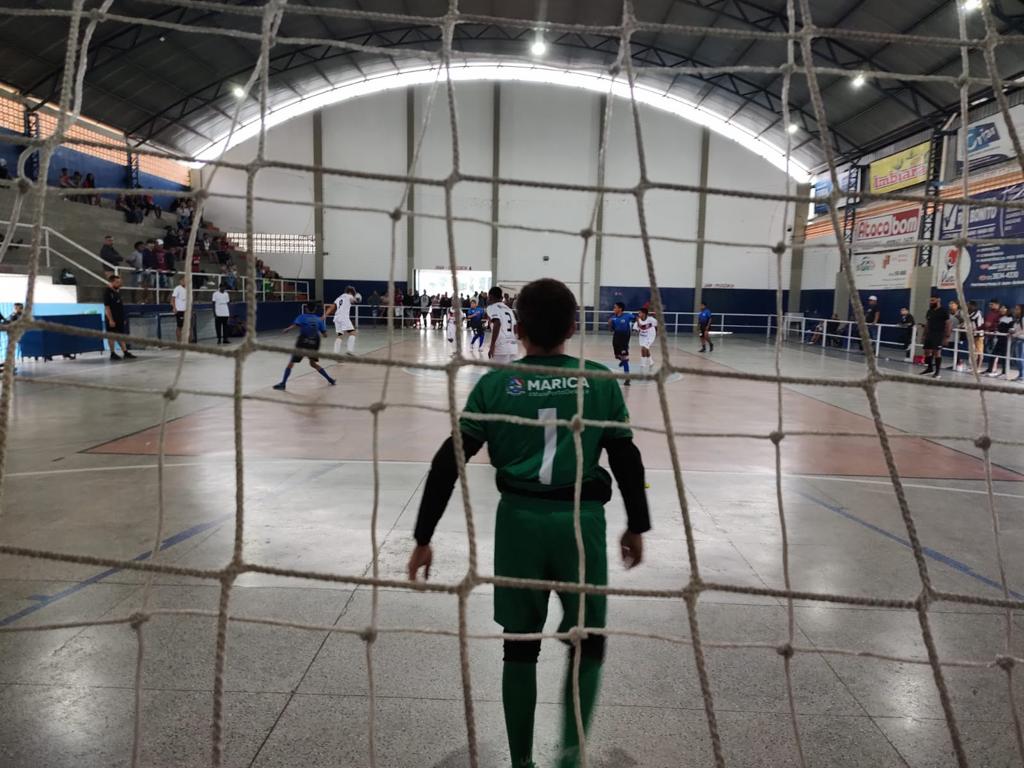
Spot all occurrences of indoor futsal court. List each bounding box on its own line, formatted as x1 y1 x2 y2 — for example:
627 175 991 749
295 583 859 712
1 2 1024 768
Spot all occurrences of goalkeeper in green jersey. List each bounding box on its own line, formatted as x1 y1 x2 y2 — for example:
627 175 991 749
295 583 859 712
407 278 651 768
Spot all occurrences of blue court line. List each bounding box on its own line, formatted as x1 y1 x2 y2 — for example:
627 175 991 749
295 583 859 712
797 492 1024 601
0 514 232 627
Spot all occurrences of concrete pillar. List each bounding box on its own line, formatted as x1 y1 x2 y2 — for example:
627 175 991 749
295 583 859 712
490 83 500 281
909 262 934 324
312 109 325 302
787 183 811 313
832 267 850 318
406 88 416 290
592 95 607 334
692 127 711 330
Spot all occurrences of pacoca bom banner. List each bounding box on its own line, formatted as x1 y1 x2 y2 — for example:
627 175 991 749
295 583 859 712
939 183 1024 291
850 206 919 289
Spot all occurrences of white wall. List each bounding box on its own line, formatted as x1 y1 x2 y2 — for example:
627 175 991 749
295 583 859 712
201 112 315 277
802 233 841 290
198 81 799 294
704 134 791 289
413 82 493 273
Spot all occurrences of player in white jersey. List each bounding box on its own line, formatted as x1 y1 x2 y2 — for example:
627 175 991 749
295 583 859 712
327 286 360 355
633 307 658 368
485 286 518 364
446 304 461 352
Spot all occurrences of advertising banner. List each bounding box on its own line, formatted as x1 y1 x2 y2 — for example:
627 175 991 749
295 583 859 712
938 183 1024 291
868 142 930 194
850 206 920 289
811 167 858 215
956 104 1024 171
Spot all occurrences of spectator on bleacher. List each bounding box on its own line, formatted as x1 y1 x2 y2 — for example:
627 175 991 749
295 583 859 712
58 168 72 189
177 200 193 229
99 235 122 278
9 303 23 323
138 191 161 219
226 264 238 291
0 158 9 180
127 241 145 287
103 275 135 360
153 241 171 289
82 173 99 205
191 249 203 289
70 171 82 189
163 226 181 250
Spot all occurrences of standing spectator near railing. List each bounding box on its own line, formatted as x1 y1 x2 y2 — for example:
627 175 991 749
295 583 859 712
172 277 188 343
212 282 231 344
99 235 122 279
1011 305 1024 382
368 290 381 325
127 241 144 287
103 275 135 360
985 304 1013 377
966 301 985 371
82 173 99 205
897 307 915 359
983 299 1001 359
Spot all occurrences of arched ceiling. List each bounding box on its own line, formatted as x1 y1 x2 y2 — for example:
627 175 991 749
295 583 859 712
1 0 1023 173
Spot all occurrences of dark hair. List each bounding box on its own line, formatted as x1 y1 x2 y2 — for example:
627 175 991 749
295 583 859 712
613 301 625 311
517 279 576 350
134 241 144 249
488 286 504 301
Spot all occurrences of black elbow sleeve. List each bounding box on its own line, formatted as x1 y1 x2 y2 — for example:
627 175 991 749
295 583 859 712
604 437 651 534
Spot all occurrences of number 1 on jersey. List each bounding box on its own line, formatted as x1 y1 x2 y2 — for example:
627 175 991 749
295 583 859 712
538 407 557 485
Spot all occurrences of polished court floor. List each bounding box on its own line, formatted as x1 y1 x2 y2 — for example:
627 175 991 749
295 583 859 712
1 327 1023 767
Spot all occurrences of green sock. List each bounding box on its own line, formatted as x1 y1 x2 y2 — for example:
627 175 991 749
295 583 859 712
503 661 538 768
557 653 603 768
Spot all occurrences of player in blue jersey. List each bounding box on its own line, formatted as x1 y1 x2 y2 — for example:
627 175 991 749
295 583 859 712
698 301 714 353
466 299 487 350
608 302 634 386
273 302 337 391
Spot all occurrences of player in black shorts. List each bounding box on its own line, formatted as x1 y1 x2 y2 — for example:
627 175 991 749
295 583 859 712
273 303 337 391
608 302 634 386
919 295 950 379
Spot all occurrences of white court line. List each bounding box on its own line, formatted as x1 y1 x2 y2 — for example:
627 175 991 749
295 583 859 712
10 460 1024 499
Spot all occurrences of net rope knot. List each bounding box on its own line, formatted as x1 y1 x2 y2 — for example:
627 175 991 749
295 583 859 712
776 643 795 659
390 207 403 222
974 435 992 451
360 626 378 644
17 177 31 195
368 401 386 415
163 387 179 402
128 612 149 630
773 241 787 256
570 414 585 434
580 227 594 240
995 655 1015 672
769 430 785 445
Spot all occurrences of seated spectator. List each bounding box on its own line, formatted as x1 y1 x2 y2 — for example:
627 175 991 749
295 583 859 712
163 226 181 249
71 170 82 188
58 168 72 188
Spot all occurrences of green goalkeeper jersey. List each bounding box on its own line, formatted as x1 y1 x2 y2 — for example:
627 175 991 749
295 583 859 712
460 354 632 494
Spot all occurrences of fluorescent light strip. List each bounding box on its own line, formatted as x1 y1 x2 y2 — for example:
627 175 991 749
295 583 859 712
192 62 811 181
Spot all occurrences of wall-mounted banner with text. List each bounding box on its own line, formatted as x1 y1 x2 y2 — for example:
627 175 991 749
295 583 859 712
955 104 1024 172
811 166 858 215
850 206 920 290
938 183 1024 291
868 141 930 194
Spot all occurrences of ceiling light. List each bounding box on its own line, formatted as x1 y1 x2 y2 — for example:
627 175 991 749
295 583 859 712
231 85 246 99
530 39 547 56
787 123 799 134
962 0 982 12
851 73 866 88
158 35 166 42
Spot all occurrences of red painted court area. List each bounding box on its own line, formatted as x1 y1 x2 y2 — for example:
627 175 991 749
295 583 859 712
88 342 1023 482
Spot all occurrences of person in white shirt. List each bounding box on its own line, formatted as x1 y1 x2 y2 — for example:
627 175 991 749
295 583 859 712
212 283 231 344
326 285 361 355
446 304 461 350
171 277 189 342
485 286 518 364
633 307 659 369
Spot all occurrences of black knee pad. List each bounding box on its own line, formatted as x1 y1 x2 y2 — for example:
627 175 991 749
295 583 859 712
566 633 606 662
504 639 541 664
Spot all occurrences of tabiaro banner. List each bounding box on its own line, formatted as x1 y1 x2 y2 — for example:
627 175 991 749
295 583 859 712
938 183 1024 290
850 206 920 289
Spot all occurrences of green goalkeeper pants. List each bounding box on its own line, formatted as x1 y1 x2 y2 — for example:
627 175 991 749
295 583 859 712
493 496 608 634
